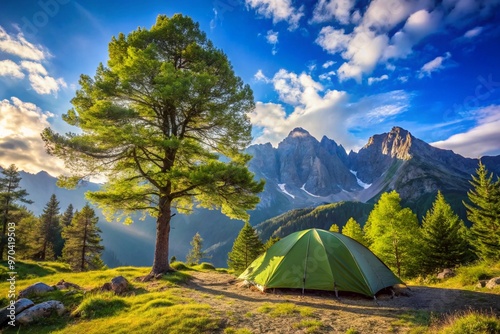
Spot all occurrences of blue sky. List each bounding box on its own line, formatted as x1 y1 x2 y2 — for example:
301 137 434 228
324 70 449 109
1 0 500 176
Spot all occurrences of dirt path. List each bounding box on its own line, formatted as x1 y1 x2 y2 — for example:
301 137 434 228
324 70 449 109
180 271 500 333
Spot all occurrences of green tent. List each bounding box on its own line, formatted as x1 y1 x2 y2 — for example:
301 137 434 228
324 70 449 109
238 228 403 297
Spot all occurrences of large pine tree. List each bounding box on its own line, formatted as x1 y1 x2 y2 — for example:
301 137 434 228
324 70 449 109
62 204 104 271
421 191 471 273
341 217 367 246
34 194 61 260
227 222 263 273
364 191 421 277
464 162 500 260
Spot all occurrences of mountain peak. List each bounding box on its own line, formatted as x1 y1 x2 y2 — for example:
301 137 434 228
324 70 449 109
288 127 311 138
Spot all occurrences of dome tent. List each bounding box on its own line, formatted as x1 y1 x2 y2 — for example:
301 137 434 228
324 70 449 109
238 228 403 297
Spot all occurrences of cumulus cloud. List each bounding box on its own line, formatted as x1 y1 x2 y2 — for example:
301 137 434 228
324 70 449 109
322 60 336 69
367 74 389 85
254 69 271 82
418 52 452 78
249 69 410 150
0 26 48 60
0 26 66 95
313 0 500 81
245 0 304 30
0 59 25 79
0 97 65 175
318 70 336 81
311 0 356 25
432 105 500 157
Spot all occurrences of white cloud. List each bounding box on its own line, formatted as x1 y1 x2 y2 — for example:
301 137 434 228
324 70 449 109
0 59 25 79
0 97 65 175
319 70 336 81
254 69 271 82
266 30 279 55
432 105 500 157
311 0 356 25
367 74 389 85
245 0 304 30
322 60 336 69
315 27 350 54
418 52 451 78
27 73 67 95
0 26 47 60
463 26 483 38
20 60 48 75
249 69 410 150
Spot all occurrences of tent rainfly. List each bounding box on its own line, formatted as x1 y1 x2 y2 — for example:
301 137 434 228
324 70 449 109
238 228 403 297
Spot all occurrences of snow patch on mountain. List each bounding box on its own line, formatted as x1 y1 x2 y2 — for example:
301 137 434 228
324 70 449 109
278 183 295 198
301 184 320 197
350 170 372 189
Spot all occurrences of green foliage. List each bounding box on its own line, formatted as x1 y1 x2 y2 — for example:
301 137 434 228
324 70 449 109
62 204 104 271
0 260 71 280
0 164 32 259
186 232 206 265
364 191 421 277
41 14 264 275
434 311 500 334
192 262 216 270
73 294 129 319
420 191 472 274
454 261 498 286
33 194 61 261
263 236 280 250
170 261 189 271
293 319 324 333
227 222 263 273
341 217 367 246
328 223 339 232
464 162 500 261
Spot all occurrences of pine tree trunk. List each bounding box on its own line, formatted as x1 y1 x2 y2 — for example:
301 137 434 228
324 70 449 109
150 198 173 276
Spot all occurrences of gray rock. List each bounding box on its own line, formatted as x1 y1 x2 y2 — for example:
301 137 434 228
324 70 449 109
485 277 500 289
0 298 34 326
111 276 129 294
476 280 488 288
18 282 54 298
437 268 455 279
55 279 81 290
16 300 64 325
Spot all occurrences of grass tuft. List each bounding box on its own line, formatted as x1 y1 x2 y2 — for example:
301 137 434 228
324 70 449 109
431 310 500 334
72 293 129 319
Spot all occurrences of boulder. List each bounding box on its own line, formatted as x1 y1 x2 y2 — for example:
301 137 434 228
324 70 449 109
476 280 488 288
19 282 54 298
100 282 112 292
0 298 34 326
16 301 64 325
437 268 455 279
55 279 81 290
111 276 129 294
485 277 500 289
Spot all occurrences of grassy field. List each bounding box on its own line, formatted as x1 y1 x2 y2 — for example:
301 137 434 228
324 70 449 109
1 260 499 333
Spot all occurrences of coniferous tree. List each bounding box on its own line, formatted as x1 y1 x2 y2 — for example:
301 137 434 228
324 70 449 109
263 236 280 250
0 164 32 259
464 162 500 261
342 217 367 246
10 207 38 259
420 191 471 274
34 194 61 260
62 204 104 271
186 232 206 265
328 223 340 232
228 222 263 273
364 191 421 277
61 204 74 227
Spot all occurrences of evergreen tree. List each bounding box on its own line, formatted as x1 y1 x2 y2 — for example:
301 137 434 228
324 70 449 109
228 222 263 273
464 161 500 260
61 204 74 227
329 223 340 233
186 232 206 265
0 164 32 259
341 217 367 246
42 14 264 277
62 204 104 271
264 236 280 250
10 207 38 259
34 194 61 260
421 191 471 273
364 191 421 277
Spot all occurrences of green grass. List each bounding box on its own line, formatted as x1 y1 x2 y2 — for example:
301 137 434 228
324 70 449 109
293 319 324 333
191 262 216 271
0 261 219 334
0 260 72 280
257 302 314 318
431 311 500 334
224 328 253 334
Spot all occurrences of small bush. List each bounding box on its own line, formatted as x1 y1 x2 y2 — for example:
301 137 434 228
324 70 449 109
456 263 494 286
193 262 216 270
170 261 189 271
